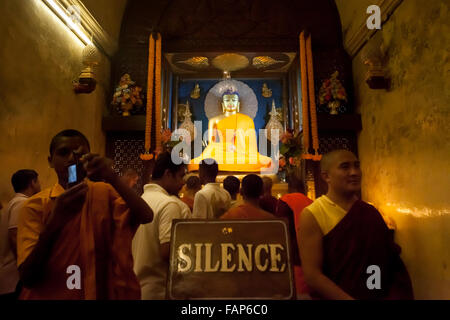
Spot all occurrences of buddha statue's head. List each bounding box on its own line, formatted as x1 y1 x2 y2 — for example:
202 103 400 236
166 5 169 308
221 89 240 114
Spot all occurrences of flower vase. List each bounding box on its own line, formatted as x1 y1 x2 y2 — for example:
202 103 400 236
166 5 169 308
327 100 341 115
121 101 133 116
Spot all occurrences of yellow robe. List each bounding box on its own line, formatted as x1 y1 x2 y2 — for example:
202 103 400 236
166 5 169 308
189 113 272 172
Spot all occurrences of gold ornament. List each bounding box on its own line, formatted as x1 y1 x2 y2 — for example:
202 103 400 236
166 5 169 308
262 83 272 98
190 83 200 99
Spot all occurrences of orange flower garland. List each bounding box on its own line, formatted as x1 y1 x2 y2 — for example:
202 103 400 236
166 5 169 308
306 34 321 161
299 31 312 160
155 33 162 154
140 33 155 160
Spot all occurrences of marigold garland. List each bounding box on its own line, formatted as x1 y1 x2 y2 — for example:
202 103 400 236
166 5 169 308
306 34 321 161
140 33 155 161
299 32 312 160
155 33 162 154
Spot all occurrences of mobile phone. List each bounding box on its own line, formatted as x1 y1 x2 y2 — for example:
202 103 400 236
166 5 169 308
67 163 85 187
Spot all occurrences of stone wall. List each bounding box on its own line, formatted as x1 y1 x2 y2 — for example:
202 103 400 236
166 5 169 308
338 0 450 299
0 0 126 206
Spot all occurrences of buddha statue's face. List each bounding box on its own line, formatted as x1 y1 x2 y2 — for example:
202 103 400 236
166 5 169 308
222 94 240 114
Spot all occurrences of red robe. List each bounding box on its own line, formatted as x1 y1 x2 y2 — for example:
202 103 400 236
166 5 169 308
319 200 414 300
276 193 313 296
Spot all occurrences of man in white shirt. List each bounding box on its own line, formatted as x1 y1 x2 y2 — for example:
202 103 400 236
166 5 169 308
0 169 41 299
171 195 192 219
192 159 231 219
132 152 186 299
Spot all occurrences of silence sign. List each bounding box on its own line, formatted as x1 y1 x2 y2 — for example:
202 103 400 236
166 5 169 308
167 219 295 299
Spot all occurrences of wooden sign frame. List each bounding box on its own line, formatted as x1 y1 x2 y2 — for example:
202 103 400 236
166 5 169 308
167 219 296 300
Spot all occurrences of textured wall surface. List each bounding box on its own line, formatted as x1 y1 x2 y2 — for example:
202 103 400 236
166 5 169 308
0 0 124 206
335 0 374 42
82 0 127 41
349 0 450 299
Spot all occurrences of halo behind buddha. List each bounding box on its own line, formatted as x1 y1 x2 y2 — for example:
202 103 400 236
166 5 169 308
204 80 257 119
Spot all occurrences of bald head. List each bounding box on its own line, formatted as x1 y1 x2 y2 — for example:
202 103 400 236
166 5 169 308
320 149 362 195
320 149 357 173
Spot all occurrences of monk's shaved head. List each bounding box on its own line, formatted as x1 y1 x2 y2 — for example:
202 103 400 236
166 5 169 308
320 149 362 195
320 149 357 173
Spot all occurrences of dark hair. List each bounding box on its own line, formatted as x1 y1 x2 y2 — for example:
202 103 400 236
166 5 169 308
122 168 138 177
199 158 218 179
222 88 239 97
49 129 90 156
262 176 273 193
186 175 201 190
11 169 38 193
223 176 240 196
287 174 305 194
152 152 185 180
241 174 263 199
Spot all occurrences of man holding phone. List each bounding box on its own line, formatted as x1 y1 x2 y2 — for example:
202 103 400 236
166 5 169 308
16 129 153 299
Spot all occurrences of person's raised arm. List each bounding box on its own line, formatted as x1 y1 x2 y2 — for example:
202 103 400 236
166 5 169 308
82 153 153 225
299 208 354 300
19 183 88 287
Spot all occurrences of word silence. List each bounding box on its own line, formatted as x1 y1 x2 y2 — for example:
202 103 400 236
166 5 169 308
167 220 295 300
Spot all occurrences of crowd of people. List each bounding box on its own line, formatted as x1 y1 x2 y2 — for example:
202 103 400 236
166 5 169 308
0 129 414 300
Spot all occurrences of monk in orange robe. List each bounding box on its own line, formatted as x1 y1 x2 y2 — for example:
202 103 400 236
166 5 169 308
275 175 313 298
221 174 274 220
17 129 153 299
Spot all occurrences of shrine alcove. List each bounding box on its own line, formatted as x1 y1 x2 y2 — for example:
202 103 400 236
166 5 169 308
104 0 361 196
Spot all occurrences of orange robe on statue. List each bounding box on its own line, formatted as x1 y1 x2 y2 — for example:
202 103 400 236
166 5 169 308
17 181 140 300
189 113 272 172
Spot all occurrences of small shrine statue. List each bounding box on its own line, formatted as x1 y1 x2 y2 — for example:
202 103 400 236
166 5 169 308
265 100 284 142
262 83 272 98
190 83 201 99
178 101 196 143
112 74 143 116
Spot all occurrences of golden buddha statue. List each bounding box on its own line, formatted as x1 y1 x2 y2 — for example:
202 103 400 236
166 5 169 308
188 89 272 172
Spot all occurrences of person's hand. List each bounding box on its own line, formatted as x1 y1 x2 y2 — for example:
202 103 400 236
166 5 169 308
47 183 88 232
81 153 116 183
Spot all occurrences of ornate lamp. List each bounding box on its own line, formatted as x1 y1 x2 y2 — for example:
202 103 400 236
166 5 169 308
73 42 100 93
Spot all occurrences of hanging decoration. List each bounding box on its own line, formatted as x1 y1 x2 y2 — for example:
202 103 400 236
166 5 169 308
306 34 321 161
299 31 322 162
155 34 162 154
140 32 162 161
299 32 312 160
